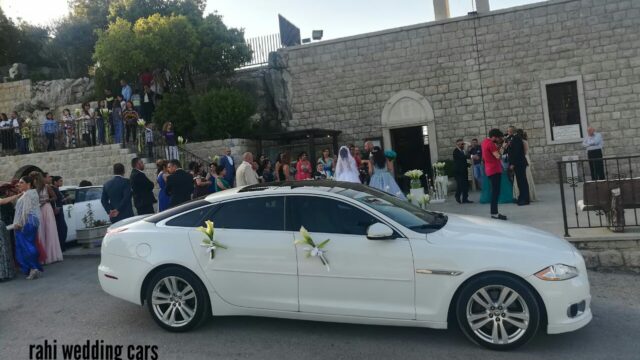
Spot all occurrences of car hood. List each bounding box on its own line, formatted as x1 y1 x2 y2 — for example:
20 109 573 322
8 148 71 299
430 214 575 254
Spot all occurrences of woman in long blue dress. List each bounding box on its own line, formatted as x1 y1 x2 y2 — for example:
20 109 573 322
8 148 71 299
156 160 170 212
368 146 406 200
479 159 513 204
13 175 43 280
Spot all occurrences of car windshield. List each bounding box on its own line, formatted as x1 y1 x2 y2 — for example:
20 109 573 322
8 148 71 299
331 186 447 233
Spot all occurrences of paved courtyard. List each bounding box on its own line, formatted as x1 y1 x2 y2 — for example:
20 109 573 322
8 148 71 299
1 257 639 360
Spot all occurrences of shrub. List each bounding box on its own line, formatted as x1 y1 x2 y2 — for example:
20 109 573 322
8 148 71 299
190 87 256 141
153 89 195 137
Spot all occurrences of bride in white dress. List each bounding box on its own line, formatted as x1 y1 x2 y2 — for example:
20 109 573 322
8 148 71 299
334 146 361 183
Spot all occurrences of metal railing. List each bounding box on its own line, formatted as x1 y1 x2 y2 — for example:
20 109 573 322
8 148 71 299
557 155 640 236
242 33 282 68
0 117 122 156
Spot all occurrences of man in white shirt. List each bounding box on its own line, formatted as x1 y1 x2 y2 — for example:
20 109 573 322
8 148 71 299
582 127 605 180
235 152 259 187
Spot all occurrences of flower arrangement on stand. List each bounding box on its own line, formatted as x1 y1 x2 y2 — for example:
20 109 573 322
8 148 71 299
21 117 33 152
432 162 448 203
100 108 112 144
404 169 425 201
198 220 227 259
136 119 146 153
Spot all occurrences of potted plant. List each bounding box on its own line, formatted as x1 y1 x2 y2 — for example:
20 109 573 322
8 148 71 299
76 203 110 248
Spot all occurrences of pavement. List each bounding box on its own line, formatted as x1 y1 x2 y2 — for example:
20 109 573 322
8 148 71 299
1 257 639 360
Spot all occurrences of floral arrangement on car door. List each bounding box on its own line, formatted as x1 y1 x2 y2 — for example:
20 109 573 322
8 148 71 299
198 220 227 259
295 226 330 271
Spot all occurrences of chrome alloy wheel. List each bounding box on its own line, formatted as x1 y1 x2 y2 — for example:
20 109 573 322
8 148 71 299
151 276 198 328
465 285 530 345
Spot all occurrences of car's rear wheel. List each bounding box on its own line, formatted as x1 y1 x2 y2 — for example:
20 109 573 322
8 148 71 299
146 267 209 332
455 274 541 350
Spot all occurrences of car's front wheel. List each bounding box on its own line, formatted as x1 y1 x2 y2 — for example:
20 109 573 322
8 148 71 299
455 273 541 350
146 267 209 332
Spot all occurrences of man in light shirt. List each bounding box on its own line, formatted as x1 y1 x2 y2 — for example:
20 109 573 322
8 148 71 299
235 152 259 187
582 127 605 180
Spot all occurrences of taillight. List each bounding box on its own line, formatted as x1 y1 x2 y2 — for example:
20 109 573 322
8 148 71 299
106 227 128 236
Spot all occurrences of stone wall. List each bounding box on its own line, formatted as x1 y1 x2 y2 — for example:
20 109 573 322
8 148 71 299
572 238 640 273
279 0 640 182
0 80 31 115
183 138 258 165
0 144 136 187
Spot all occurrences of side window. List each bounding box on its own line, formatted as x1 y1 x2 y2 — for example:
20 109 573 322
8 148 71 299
209 197 284 231
166 204 217 227
84 188 102 201
62 190 76 205
286 196 378 235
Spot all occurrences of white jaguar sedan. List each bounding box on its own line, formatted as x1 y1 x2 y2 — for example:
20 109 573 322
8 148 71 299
99 181 591 350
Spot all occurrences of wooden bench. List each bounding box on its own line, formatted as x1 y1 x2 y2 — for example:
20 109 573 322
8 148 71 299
577 178 640 231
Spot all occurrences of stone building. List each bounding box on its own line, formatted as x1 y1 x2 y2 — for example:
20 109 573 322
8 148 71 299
274 0 640 182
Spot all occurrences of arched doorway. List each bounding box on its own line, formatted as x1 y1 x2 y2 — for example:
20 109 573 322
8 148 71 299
381 90 437 191
14 165 44 179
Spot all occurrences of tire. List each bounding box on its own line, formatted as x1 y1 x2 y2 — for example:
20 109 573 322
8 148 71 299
455 273 541 350
145 267 209 332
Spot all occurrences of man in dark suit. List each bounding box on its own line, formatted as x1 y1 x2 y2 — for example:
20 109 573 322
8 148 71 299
101 163 134 224
508 129 530 206
130 157 156 215
453 139 472 204
166 159 194 208
219 148 235 187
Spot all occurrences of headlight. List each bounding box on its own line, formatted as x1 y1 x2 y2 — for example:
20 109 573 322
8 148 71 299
535 264 579 281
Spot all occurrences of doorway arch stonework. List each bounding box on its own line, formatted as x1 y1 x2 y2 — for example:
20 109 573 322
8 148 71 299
381 90 438 162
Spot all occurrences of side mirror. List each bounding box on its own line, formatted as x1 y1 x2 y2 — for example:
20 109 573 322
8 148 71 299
367 223 395 240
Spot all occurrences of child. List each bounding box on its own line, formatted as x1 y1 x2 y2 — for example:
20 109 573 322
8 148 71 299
61 109 76 148
313 163 327 180
144 122 154 159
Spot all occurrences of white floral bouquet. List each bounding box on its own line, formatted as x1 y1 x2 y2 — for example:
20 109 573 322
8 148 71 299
198 220 227 259
418 194 430 207
433 162 446 177
295 226 330 271
137 118 146 127
74 109 82 118
177 136 185 145
404 169 424 180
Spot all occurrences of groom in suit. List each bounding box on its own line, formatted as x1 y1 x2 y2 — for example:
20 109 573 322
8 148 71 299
101 163 134 224
130 157 156 215
165 159 194 208
219 148 235 187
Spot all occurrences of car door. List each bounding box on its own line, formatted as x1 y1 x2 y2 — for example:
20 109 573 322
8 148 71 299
186 196 298 311
61 188 77 241
73 187 109 230
288 195 415 320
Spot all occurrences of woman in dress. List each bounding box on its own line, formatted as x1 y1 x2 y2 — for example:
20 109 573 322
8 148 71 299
215 165 231 191
30 171 62 264
95 100 108 145
61 108 76 148
122 101 140 144
295 152 313 181
156 160 170 212
334 146 361 183
12 175 44 279
317 148 335 178
368 146 406 199
162 121 179 160
190 162 211 198
276 152 291 181
0 190 21 281
79 102 96 146
205 163 218 193
513 130 537 202
112 98 124 144
259 159 275 183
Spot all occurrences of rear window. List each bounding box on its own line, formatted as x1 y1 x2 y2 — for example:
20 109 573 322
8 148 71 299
144 200 210 224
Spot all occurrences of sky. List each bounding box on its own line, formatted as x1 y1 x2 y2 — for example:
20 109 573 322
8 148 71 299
1 0 544 39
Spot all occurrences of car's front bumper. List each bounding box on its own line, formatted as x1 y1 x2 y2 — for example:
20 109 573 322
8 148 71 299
527 269 592 334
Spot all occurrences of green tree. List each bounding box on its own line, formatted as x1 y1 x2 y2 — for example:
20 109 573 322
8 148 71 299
154 89 195 136
93 17 143 78
108 0 206 24
0 7 21 65
191 88 256 140
194 14 252 77
68 0 111 29
45 17 97 77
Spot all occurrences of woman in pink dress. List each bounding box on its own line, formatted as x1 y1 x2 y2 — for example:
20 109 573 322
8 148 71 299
295 152 313 181
30 172 63 264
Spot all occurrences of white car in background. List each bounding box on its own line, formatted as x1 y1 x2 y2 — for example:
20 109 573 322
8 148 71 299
60 186 110 242
99 181 591 350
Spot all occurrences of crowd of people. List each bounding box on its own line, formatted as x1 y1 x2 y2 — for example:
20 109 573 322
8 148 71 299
0 75 162 155
0 171 67 281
